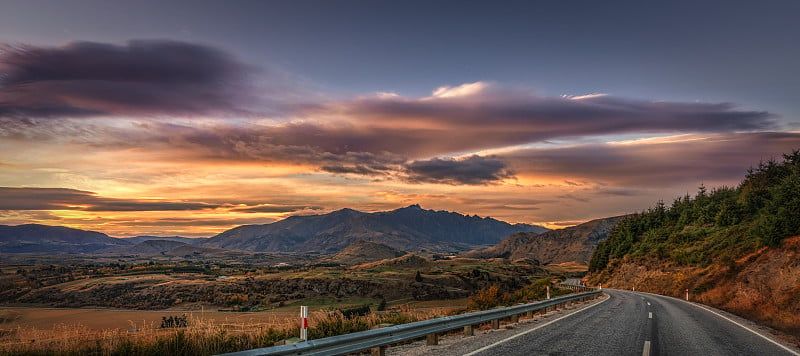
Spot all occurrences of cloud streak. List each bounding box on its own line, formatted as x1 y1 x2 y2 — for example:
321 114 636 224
0 40 263 119
501 132 800 186
0 187 220 211
315 83 777 155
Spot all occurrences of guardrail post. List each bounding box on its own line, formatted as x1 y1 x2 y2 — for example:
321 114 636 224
426 333 438 345
510 314 519 323
370 346 387 356
491 319 500 329
464 324 474 336
300 306 308 341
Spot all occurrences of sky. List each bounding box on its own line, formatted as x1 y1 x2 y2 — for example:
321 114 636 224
1 0 799 237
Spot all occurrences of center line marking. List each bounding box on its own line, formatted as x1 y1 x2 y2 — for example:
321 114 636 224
642 340 651 356
648 312 652 319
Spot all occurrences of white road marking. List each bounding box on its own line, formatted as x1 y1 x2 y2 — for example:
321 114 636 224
463 295 610 356
648 312 652 319
692 303 800 356
632 290 800 356
642 340 651 356
647 302 651 306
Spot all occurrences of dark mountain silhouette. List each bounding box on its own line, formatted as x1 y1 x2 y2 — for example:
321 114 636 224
202 204 548 253
462 216 625 265
0 224 128 253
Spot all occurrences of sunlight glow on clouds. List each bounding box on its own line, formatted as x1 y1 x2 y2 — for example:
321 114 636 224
430 82 489 98
1 39 798 236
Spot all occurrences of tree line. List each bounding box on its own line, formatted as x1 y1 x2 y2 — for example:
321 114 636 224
590 150 800 272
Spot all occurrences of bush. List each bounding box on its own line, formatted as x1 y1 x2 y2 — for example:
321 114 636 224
467 285 503 310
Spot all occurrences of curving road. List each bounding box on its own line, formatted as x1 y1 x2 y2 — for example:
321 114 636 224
463 289 798 356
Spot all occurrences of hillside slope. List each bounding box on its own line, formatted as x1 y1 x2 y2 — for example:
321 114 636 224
119 236 205 245
322 240 405 265
588 150 800 336
0 224 128 253
462 216 624 265
203 204 548 253
100 240 191 255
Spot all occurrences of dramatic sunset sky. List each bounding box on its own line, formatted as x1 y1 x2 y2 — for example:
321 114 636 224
1 1 799 237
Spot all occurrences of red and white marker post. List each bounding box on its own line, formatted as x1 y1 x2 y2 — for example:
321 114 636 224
300 306 309 340
685 289 689 301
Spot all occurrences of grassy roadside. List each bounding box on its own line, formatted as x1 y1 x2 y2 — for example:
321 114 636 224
0 278 570 355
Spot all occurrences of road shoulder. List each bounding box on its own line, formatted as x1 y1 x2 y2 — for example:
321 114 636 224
388 294 609 356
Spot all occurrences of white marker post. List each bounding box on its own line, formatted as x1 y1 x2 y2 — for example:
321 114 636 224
300 306 309 340
685 289 689 301
546 285 551 300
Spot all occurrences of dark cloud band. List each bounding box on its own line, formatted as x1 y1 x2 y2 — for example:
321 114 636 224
405 155 514 185
0 40 254 119
0 187 220 211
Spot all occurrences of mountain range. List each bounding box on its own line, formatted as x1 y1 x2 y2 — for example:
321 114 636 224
0 225 206 254
0 205 548 255
201 204 548 253
0 224 127 253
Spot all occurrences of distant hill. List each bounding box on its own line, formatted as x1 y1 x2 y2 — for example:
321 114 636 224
119 236 206 245
100 239 231 257
323 240 406 265
101 239 190 255
0 224 128 253
462 216 625 265
203 204 548 253
163 244 229 257
354 253 431 269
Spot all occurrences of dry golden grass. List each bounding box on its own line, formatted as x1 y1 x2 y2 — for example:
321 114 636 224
0 308 299 331
542 261 588 273
0 306 446 355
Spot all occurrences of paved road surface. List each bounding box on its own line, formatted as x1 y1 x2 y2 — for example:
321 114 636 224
464 289 797 356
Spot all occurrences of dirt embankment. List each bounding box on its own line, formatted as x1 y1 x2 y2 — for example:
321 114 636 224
590 236 800 339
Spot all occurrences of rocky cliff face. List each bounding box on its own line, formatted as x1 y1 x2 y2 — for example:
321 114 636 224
462 216 624 265
590 235 800 337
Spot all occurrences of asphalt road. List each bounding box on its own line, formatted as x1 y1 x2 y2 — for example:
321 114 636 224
462 289 798 356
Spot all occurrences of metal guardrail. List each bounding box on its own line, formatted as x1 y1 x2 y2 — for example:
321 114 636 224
557 283 596 292
218 289 601 356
